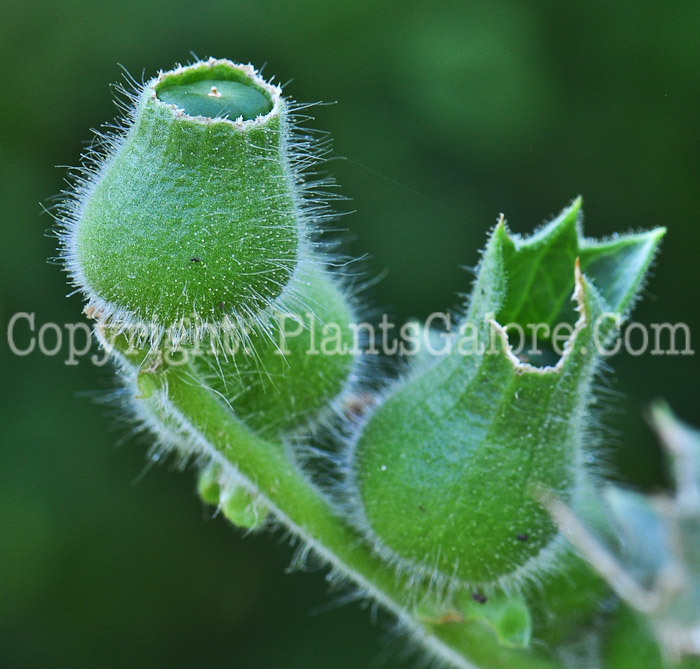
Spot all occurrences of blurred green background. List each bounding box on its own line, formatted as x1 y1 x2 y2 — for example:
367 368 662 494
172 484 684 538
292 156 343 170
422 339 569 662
1 1 698 667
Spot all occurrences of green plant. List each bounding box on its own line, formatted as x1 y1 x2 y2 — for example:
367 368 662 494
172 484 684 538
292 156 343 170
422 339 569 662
57 57 699 668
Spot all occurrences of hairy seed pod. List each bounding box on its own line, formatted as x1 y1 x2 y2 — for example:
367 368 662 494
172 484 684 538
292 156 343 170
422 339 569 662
62 58 303 332
348 201 664 591
194 265 357 435
66 58 360 454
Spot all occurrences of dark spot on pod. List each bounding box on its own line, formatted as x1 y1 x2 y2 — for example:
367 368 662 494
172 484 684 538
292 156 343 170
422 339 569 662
342 393 376 420
472 592 487 604
516 533 530 542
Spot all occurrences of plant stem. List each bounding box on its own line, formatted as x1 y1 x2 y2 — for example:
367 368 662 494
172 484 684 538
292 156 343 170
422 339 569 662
155 363 563 669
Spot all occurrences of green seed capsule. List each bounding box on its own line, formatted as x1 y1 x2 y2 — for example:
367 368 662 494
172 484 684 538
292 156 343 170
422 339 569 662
68 59 299 331
195 266 357 436
72 58 360 451
349 202 664 589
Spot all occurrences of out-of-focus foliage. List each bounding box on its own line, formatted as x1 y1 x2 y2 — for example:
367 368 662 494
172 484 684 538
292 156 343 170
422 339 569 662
1 1 698 666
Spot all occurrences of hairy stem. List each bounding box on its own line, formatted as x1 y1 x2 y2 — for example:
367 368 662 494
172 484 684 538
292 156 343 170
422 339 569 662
149 361 562 669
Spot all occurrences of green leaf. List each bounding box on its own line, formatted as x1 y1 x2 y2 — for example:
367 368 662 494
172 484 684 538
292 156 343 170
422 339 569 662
604 604 664 669
551 404 700 664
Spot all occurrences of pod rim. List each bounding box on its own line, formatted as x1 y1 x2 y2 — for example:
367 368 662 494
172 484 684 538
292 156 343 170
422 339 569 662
149 57 283 128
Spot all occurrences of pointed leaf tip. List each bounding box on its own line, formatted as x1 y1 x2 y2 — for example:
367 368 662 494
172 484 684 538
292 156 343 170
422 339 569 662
579 226 665 316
